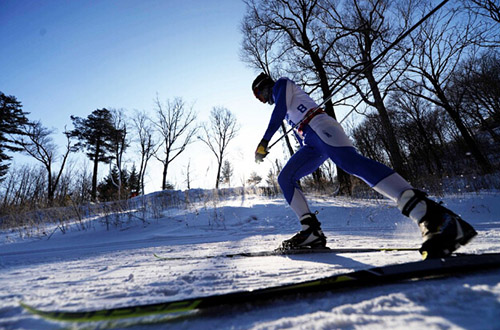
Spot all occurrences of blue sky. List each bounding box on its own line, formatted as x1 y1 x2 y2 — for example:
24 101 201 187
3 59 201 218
1 0 278 191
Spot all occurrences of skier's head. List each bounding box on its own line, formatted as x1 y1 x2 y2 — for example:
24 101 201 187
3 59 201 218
252 72 275 105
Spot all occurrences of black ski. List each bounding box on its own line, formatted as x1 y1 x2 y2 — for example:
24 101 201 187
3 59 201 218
21 252 500 322
153 246 420 260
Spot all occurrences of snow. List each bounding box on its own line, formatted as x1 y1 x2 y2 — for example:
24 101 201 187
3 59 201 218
1 190 499 329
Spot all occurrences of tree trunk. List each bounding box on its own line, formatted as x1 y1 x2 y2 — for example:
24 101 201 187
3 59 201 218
162 161 169 190
364 69 407 178
215 159 222 189
91 150 99 201
47 165 54 204
415 119 443 174
434 85 493 174
304 37 353 195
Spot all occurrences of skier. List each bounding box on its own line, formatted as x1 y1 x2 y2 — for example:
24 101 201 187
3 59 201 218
252 72 477 259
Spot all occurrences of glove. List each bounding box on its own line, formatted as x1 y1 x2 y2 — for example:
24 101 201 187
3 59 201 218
255 139 269 163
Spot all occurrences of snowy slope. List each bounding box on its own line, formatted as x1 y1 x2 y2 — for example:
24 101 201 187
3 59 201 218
0 191 499 329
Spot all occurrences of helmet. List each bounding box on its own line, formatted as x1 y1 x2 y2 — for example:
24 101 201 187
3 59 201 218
252 72 275 104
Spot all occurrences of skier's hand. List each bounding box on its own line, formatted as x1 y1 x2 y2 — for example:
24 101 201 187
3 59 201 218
255 139 269 163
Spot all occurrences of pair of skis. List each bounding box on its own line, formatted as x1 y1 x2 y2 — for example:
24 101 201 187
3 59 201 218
20 249 500 323
153 246 420 260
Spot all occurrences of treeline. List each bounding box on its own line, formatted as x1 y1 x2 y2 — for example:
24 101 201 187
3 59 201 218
350 50 500 178
241 0 500 192
0 94 239 215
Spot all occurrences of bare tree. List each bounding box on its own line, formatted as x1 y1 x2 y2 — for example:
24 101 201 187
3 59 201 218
452 52 500 143
241 0 351 118
72 160 93 204
109 109 129 200
241 0 356 193
319 0 412 176
463 0 500 24
389 89 444 174
0 163 46 209
19 121 73 204
132 110 157 195
182 159 194 190
400 5 493 173
459 0 500 48
198 107 239 189
153 96 198 190
351 113 386 163
240 6 299 160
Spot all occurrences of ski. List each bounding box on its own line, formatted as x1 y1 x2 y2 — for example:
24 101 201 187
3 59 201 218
153 246 420 260
21 252 500 322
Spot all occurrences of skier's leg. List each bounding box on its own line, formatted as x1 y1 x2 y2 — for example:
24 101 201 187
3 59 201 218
277 145 328 249
278 145 327 217
323 145 476 257
323 145 412 201
307 128 477 258
303 122 412 201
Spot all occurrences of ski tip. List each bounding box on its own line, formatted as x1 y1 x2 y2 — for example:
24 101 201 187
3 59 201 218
19 301 31 311
20 301 38 313
20 301 47 318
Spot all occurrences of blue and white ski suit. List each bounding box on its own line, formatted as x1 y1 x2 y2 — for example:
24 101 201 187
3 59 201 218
262 78 412 218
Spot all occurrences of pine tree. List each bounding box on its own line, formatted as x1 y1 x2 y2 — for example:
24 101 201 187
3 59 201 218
97 166 132 201
0 92 29 181
97 167 120 201
70 109 124 201
128 164 140 197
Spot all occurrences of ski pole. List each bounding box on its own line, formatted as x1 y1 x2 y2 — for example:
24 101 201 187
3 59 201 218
267 0 450 150
339 47 411 125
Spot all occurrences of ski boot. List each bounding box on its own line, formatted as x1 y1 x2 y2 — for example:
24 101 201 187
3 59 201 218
279 213 327 251
398 189 477 259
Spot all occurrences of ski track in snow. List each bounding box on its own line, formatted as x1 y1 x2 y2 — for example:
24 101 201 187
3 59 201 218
0 192 499 329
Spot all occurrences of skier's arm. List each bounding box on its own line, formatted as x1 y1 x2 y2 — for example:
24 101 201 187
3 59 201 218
262 79 287 142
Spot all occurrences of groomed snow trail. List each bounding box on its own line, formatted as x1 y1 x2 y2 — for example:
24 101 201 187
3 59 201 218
1 192 499 329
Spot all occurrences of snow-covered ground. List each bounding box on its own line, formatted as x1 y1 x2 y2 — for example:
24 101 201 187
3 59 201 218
1 191 499 329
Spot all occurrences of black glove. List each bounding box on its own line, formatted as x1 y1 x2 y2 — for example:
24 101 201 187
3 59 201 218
255 139 269 163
